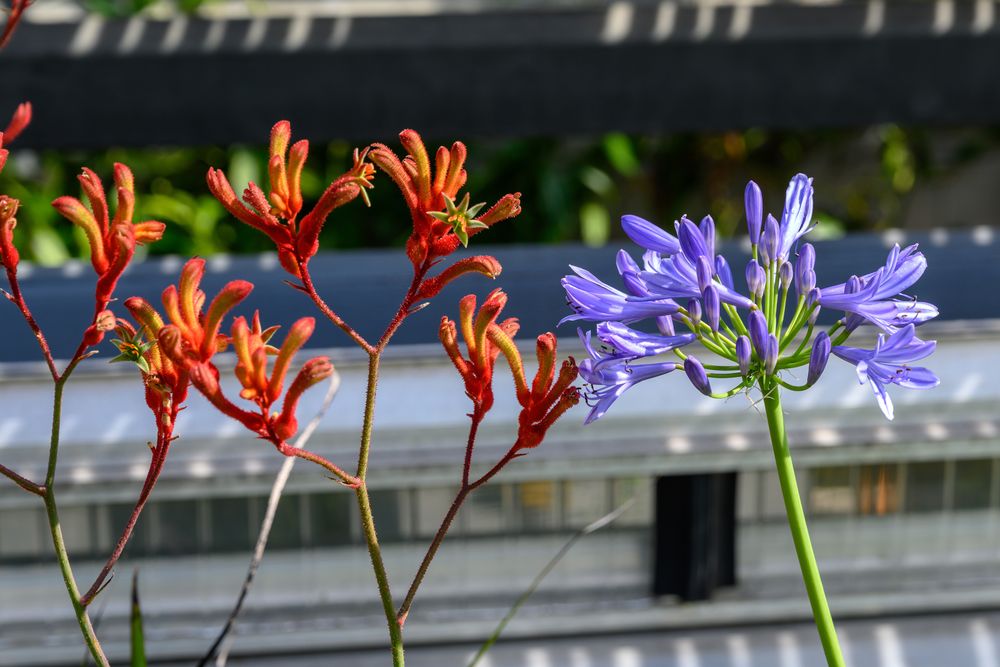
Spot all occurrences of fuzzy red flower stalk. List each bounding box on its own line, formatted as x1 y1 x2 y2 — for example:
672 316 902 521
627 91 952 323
0 0 31 49
51 163 165 348
79 313 191 606
206 120 375 278
398 290 579 626
369 130 522 268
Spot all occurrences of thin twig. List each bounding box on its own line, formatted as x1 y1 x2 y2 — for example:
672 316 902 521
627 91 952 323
198 370 341 667
466 497 637 667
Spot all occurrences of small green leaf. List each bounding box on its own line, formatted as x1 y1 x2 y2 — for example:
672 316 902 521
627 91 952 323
130 571 147 667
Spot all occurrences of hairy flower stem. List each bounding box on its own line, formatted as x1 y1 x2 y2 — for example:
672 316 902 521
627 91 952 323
45 358 109 667
761 381 844 667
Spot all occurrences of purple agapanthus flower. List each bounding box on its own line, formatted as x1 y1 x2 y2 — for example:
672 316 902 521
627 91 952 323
832 324 939 420
562 172 938 422
577 329 678 424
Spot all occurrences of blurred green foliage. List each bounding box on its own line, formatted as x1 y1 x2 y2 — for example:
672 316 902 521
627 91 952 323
84 0 215 17
0 124 982 265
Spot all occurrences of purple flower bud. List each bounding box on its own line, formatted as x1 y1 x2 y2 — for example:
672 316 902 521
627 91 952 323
748 309 769 359
746 260 766 299
687 298 702 327
700 215 716 261
655 314 676 336
807 331 831 386
761 214 780 266
715 255 734 290
736 335 752 376
745 180 763 245
795 243 815 295
806 287 821 308
678 216 710 262
696 255 713 292
765 334 779 375
703 284 720 332
779 261 793 290
684 356 712 396
845 275 862 294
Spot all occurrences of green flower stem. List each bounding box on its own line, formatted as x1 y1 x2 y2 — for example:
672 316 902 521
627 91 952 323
722 303 749 337
671 349 739 372
761 381 845 667
46 358 109 667
776 284 790 333
791 320 817 358
355 353 405 667
779 298 810 350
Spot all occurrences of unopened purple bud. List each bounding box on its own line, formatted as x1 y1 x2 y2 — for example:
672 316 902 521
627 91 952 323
748 309 769 359
703 285 720 332
684 356 712 396
745 181 763 245
807 331 831 386
655 314 676 336
795 243 815 294
761 214 779 266
845 275 862 294
779 261 793 290
765 334 779 375
809 303 821 325
715 255 734 290
736 336 751 376
700 215 716 260
687 298 702 327
745 260 766 299
806 287 821 309
696 255 713 293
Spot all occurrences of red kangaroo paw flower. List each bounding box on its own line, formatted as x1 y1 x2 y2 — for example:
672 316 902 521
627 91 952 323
272 356 334 441
417 256 503 299
0 196 20 272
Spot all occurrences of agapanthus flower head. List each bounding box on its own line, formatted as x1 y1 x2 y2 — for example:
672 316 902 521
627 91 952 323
207 120 374 277
564 173 938 421
369 130 521 267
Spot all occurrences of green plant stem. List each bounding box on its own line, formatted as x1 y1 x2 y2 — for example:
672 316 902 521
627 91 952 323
355 353 405 667
45 360 109 667
761 381 844 667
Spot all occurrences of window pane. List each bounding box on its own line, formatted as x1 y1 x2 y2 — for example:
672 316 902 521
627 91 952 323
613 477 653 526
954 459 993 510
564 480 609 528
208 497 251 553
809 466 855 516
466 485 507 535
905 462 945 513
0 506 45 558
268 495 303 550
156 499 200 555
311 492 353 547
414 487 458 538
370 490 402 542
60 505 93 556
857 464 900 516
108 502 152 558
519 481 560 531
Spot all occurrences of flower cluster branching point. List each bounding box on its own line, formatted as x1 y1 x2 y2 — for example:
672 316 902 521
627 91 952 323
566 173 939 421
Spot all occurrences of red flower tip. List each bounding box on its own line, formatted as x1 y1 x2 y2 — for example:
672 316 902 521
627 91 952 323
416 255 503 299
2 101 31 143
0 195 20 272
272 356 334 440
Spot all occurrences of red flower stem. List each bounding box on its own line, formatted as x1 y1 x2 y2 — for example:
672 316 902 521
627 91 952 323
80 422 174 607
0 462 43 496
298 261 373 354
277 442 359 488
4 268 58 380
396 408 484 626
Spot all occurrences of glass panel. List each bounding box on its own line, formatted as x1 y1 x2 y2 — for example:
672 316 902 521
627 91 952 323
208 497 251 553
311 492 354 546
414 486 458 537
156 499 200 555
954 459 993 511
809 466 855 516
519 481 560 531
905 462 945 513
370 490 402 542
0 506 45 558
465 485 507 535
60 505 93 556
108 502 152 558
564 479 609 528
613 477 653 526
268 495 303 550
857 464 900 516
